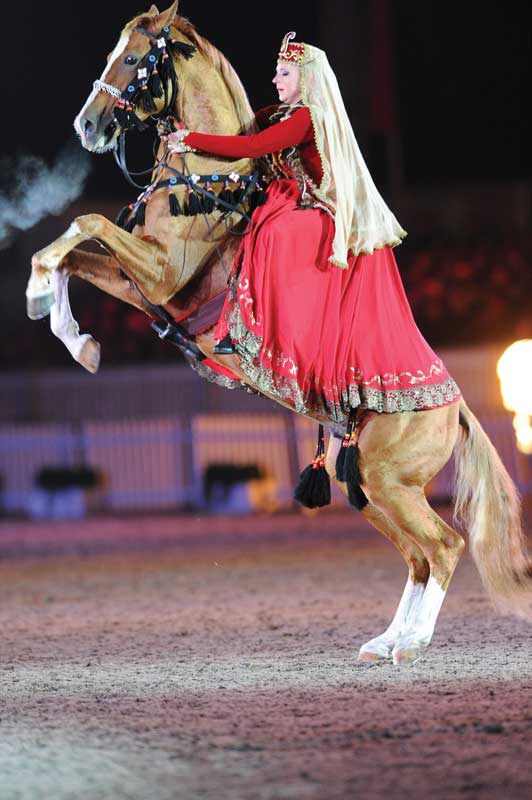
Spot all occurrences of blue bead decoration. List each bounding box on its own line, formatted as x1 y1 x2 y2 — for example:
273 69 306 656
149 55 156 62
170 177 177 185
211 175 219 181
127 85 135 93
163 26 170 32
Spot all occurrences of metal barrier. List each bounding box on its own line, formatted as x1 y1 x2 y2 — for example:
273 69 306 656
191 414 294 508
81 417 188 511
0 424 79 513
0 411 530 516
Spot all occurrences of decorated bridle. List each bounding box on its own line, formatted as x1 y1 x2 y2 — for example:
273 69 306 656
95 25 195 133
91 21 267 361
92 23 266 230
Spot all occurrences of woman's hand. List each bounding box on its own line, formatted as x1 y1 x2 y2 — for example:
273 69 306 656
165 128 194 154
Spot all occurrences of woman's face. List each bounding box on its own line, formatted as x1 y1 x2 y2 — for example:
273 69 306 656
273 62 301 105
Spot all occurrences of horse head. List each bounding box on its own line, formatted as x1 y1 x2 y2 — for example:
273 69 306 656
74 2 183 153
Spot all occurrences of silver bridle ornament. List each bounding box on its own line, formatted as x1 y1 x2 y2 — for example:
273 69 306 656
93 79 123 99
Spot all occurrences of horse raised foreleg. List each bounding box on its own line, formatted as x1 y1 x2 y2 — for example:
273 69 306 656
48 249 157 373
50 269 101 373
63 248 155 313
360 402 464 665
325 436 430 662
27 221 88 319
27 213 173 321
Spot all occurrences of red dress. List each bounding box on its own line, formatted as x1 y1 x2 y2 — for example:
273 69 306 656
185 106 460 421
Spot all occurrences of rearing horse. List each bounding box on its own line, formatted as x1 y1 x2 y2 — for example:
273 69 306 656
25 1 532 664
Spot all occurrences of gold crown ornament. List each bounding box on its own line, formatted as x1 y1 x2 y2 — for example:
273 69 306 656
278 31 306 65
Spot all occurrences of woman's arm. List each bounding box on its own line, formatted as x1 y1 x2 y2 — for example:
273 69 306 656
179 107 313 159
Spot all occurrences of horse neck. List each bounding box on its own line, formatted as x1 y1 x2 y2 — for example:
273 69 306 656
170 41 255 177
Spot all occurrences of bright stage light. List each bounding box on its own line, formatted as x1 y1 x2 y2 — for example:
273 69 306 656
497 339 532 454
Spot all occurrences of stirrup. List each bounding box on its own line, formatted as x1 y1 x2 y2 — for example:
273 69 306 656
213 334 236 355
151 320 206 361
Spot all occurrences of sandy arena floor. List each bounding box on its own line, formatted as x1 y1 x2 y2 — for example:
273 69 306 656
1 509 532 800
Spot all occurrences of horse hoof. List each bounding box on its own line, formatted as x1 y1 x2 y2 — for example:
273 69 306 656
358 640 393 662
78 336 101 374
26 289 55 320
392 637 427 666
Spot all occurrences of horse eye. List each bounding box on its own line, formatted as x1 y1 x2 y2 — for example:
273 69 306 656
124 55 137 66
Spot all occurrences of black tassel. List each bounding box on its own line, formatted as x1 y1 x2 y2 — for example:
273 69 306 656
134 201 146 227
169 40 196 60
114 106 129 128
335 411 368 510
347 456 369 510
201 185 215 214
168 193 182 216
232 181 246 205
248 190 258 212
139 86 157 114
129 112 149 132
217 184 234 209
335 411 355 482
187 191 202 216
249 185 266 212
254 186 267 206
149 68 163 98
115 204 133 229
125 218 137 233
294 424 331 509
344 442 362 487
159 53 172 82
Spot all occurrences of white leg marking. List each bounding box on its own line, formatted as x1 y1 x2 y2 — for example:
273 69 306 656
392 576 446 665
63 221 82 239
358 579 425 662
50 271 100 372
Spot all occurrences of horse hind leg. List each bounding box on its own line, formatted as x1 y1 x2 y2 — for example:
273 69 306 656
350 403 463 665
325 436 430 662
359 504 429 663
365 478 464 666
390 496 465 666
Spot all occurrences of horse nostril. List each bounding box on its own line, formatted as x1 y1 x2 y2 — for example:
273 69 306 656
84 119 94 135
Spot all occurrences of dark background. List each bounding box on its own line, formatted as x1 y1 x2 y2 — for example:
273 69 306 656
3 1 530 189
1 0 531 370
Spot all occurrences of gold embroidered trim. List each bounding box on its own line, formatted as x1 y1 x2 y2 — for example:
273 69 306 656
225 284 461 421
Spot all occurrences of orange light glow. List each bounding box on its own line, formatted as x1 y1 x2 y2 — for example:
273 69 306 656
497 340 532 454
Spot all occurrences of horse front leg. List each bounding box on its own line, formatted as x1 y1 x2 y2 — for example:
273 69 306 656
27 221 88 319
324 436 430 663
49 249 157 372
26 213 172 321
49 269 101 373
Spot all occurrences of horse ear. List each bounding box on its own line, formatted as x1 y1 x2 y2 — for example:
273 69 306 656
154 1 180 29
148 4 160 14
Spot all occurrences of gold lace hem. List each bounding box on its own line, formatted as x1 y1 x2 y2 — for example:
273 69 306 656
226 295 461 421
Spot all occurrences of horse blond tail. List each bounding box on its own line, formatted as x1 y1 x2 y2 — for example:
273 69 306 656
454 398 532 618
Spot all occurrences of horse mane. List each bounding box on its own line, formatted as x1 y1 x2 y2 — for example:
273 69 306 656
126 11 256 134
171 16 256 134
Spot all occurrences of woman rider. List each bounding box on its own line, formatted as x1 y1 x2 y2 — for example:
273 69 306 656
166 32 460 421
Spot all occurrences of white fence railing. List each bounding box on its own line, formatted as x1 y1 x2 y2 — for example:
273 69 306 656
0 411 530 516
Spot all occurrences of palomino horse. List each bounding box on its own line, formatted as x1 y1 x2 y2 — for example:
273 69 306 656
25 2 531 664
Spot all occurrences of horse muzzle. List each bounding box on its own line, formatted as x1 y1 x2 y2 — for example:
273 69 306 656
74 109 119 153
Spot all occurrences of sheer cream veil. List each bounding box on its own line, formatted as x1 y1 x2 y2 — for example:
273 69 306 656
299 44 407 267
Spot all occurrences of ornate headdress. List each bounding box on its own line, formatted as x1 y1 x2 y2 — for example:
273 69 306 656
278 31 306 65
276 32 406 265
